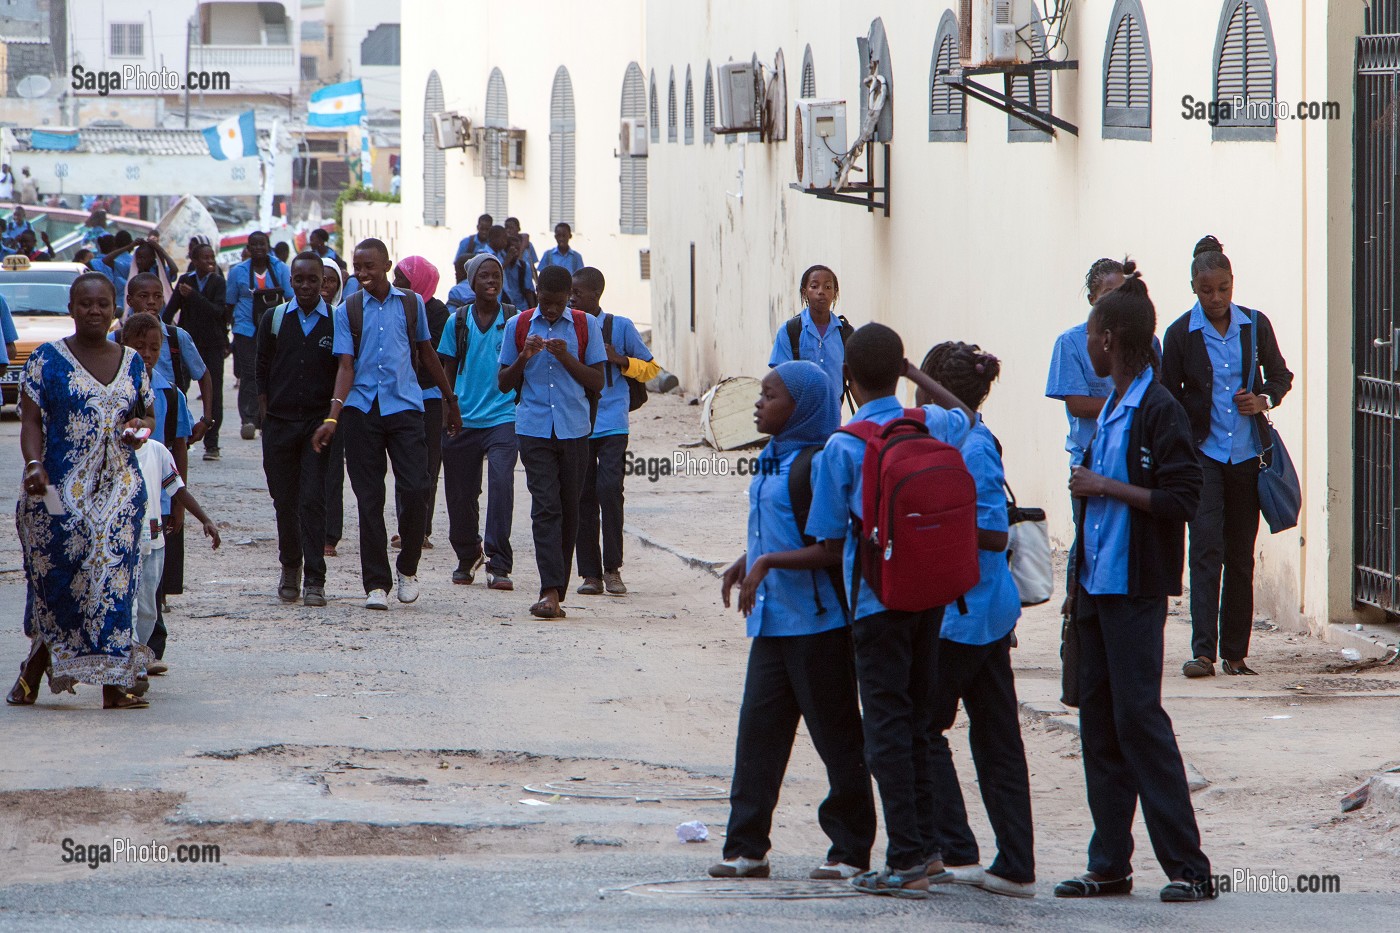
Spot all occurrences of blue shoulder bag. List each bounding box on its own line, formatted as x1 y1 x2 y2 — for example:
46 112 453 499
1248 310 1300 533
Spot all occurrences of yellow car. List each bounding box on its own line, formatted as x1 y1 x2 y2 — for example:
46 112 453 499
0 259 93 406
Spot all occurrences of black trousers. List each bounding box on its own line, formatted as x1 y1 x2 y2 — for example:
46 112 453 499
395 397 443 539
724 626 876 869
325 424 346 546
577 434 628 579
262 414 330 587
194 339 226 452
1188 454 1261 662
233 334 260 429
518 434 589 598
851 607 944 869
442 422 518 574
343 402 429 593
1075 593 1210 884
929 634 1035 883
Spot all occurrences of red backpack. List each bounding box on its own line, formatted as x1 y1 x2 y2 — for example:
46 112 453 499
840 409 980 614
514 308 589 359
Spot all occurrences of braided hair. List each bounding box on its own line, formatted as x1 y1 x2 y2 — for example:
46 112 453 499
1191 235 1232 280
920 341 1002 411
1084 257 1125 304
799 264 839 304
1091 258 1157 380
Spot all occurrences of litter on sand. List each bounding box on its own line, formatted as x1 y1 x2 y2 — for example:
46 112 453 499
675 821 709 843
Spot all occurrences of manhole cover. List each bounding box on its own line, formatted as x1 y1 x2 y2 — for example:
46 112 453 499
522 781 727 802
609 879 860 900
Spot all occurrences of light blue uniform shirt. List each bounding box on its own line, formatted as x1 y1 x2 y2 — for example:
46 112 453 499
537 246 584 276
447 281 475 307
155 323 207 387
113 253 133 309
806 396 973 622
225 258 294 337
150 370 191 516
332 285 431 417
592 311 653 438
0 295 16 364
501 259 532 308
294 298 330 336
768 308 846 413
1190 303 1260 465
498 308 606 440
745 447 847 638
940 419 1022 645
455 235 492 260
1079 367 1153 596
437 305 516 430
1047 323 1163 470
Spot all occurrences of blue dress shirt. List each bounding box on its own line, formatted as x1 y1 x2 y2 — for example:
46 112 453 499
592 311 653 438
537 246 585 276
155 323 207 387
225 258 294 337
1079 367 1154 596
1189 303 1260 465
332 285 432 417
498 308 606 440
768 307 846 413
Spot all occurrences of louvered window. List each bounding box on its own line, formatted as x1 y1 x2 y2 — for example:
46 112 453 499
483 68 509 218
702 62 715 144
1103 0 1152 140
549 66 575 229
620 62 648 234
649 72 660 144
667 68 678 143
1009 6 1051 141
422 71 445 227
1212 0 1277 140
928 10 965 142
800 45 816 98
110 22 144 57
684 66 695 145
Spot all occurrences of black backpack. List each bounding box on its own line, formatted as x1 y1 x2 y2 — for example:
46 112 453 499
448 301 516 383
788 444 849 618
602 312 649 412
785 313 855 411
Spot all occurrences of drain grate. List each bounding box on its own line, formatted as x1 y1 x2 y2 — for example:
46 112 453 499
522 781 727 802
608 879 861 900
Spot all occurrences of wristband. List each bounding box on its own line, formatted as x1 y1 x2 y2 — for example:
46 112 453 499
331 398 344 406
323 418 338 425
24 459 40 470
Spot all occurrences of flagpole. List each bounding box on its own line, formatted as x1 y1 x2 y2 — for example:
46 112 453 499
259 117 278 230
360 115 372 189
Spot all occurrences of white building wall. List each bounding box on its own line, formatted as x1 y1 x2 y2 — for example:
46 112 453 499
68 0 195 91
398 0 651 324
645 0 1360 635
325 0 400 112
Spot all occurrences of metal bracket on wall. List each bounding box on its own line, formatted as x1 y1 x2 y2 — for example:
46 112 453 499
788 142 890 216
939 60 1080 137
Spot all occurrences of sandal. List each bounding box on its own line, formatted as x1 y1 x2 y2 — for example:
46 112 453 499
1222 659 1258 675
850 865 930 899
529 599 566 619
102 689 150 710
6 672 38 706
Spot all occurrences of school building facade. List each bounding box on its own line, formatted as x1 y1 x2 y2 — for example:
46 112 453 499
398 1 1400 648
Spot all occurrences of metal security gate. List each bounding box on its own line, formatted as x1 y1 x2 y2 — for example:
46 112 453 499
1355 1 1400 611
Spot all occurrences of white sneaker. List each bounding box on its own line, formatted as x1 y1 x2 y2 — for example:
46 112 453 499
810 861 863 880
708 856 770 878
396 572 420 603
364 589 389 610
943 864 986 885
980 872 1036 898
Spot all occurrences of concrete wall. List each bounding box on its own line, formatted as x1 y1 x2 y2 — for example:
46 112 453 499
342 199 402 273
644 0 1360 633
325 0 399 112
397 0 652 325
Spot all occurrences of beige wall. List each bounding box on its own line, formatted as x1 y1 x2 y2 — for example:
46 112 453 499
645 0 1360 633
343 199 402 271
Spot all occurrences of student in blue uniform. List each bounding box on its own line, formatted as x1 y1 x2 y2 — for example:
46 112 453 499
456 213 494 262
1060 261 1212 903
769 265 849 414
708 360 875 883
226 231 294 439
806 323 974 899
918 342 1034 899
1161 236 1293 678
537 222 584 276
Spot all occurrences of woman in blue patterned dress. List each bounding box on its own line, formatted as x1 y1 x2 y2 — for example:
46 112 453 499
7 272 155 710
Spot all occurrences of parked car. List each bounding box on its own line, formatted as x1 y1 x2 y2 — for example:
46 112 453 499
0 260 89 406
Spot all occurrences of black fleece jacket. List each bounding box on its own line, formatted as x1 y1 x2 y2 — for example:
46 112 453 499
1073 379 1203 599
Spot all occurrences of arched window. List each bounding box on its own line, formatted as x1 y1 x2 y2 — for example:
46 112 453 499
667 67 678 142
620 62 648 234
1009 4 1051 141
483 67 508 218
1103 0 1152 140
928 9 965 142
1212 0 1277 141
683 65 695 145
649 70 660 143
549 65 575 229
422 70 445 226
800 44 815 98
703 61 715 144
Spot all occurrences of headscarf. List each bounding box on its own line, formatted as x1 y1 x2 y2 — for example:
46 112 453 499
465 252 503 291
397 255 440 304
764 360 840 461
321 256 344 305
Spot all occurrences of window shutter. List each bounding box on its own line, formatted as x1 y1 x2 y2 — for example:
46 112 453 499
684 67 695 145
929 11 965 141
703 62 716 144
620 63 648 234
1103 2 1152 138
1213 0 1276 136
550 66 576 229
649 73 660 144
484 68 509 218
1009 10 1051 140
422 71 445 227
800 45 816 98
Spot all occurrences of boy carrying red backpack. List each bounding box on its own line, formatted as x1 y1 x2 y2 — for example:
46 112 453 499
805 322 980 899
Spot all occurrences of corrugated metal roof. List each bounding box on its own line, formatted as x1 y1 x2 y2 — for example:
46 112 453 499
11 127 273 156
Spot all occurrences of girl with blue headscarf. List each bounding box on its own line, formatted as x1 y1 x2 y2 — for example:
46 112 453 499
708 360 876 882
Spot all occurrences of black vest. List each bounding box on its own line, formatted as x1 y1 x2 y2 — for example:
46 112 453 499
264 309 338 421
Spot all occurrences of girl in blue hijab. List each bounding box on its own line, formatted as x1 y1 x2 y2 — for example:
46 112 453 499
708 360 876 883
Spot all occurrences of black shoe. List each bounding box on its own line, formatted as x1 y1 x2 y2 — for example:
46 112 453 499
203 448 221 462
278 566 302 602
303 585 326 607
1160 879 1215 902
453 550 485 585
1054 874 1133 898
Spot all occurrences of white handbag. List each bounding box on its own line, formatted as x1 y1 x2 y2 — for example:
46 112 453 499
1005 482 1053 606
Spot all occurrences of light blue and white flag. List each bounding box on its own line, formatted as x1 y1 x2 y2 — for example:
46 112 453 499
308 79 365 127
203 111 258 160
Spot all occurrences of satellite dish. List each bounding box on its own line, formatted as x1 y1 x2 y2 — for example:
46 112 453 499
15 75 53 99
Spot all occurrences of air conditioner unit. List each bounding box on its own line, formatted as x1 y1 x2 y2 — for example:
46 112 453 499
433 111 471 149
620 117 648 156
715 60 762 133
503 128 526 177
959 0 1037 67
793 99 846 191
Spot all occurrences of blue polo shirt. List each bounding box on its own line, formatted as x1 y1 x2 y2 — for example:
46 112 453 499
806 396 973 621
745 447 847 638
150 369 191 517
592 311 652 438
768 308 845 413
538 246 584 276
1080 367 1153 596
1047 323 1164 470
498 308 606 440
437 304 516 429
332 285 431 417
501 259 532 308
455 235 492 261
1190 303 1259 464
225 258 294 337
155 323 207 386
940 419 1022 645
